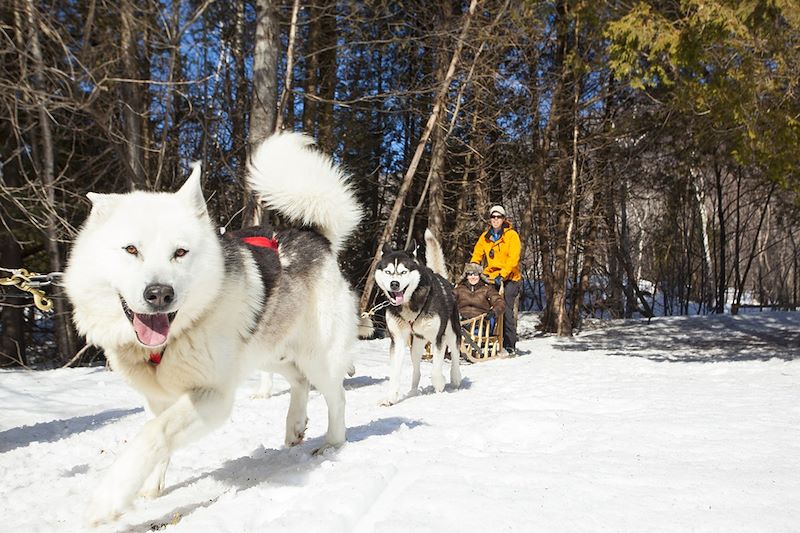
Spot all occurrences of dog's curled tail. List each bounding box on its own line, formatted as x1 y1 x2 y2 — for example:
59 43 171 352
247 132 362 254
424 228 448 279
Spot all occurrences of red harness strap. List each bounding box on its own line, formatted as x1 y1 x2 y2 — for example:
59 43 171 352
242 236 279 251
149 352 162 365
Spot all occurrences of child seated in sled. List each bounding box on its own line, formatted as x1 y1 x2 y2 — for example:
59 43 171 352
453 263 505 333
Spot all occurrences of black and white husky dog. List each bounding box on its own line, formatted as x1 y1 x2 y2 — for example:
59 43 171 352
374 229 462 405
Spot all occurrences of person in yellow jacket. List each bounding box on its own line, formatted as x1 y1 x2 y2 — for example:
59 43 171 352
470 204 522 356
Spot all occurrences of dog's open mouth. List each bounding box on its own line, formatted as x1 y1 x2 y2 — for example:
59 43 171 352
389 291 405 305
120 297 177 347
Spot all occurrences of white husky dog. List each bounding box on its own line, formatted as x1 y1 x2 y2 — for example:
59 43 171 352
64 133 361 524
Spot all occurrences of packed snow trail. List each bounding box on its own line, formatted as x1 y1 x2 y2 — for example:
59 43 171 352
1 312 799 532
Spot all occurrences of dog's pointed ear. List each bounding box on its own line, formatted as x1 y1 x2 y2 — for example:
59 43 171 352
405 239 417 257
177 162 209 218
86 192 120 219
87 192 107 208
381 242 393 257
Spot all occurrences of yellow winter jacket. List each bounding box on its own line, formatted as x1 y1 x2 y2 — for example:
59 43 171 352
470 222 522 282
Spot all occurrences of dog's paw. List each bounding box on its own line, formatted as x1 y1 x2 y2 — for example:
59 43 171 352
138 459 169 500
137 486 161 500
450 371 462 389
431 375 446 393
137 475 165 500
250 391 273 400
312 441 343 456
285 416 308 447
379 392 402 406
286 433 305 447
85 470 138 526
84 493 123 527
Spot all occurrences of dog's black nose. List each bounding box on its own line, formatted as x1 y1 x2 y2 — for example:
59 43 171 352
144 284 175 309
390 281 400 291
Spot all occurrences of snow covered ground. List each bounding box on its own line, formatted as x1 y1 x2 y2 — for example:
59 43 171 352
2 312 799 532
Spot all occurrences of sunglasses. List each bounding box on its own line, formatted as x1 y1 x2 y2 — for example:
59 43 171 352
490 214 504 219
467 272 480 277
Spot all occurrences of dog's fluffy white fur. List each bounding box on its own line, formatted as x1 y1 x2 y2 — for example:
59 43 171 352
65 132 361 525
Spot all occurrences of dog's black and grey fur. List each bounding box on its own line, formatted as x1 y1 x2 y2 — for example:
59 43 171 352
374 229 462 405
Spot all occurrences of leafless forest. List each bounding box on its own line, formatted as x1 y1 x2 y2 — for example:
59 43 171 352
1 1 799 367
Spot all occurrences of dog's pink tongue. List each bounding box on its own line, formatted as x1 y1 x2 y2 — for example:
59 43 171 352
392 291 404 304
133 313 170 347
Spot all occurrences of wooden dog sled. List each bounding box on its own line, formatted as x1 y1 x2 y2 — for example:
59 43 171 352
421 311 505 363
458 311 505 362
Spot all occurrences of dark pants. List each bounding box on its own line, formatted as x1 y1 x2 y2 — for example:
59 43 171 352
501 279 520 349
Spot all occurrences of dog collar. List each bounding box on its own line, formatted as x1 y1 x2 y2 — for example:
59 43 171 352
149 351 162 366
242 236 279 251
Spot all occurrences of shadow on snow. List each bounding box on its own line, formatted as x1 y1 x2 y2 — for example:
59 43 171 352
125 416 424 531
0 407 143 453
555 314 800 363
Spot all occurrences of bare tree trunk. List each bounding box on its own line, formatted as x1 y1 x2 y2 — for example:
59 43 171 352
447 108 480 266
153 0 180 191
426 0 454 241
528 0 581 334
302 1 320 135
573 212 596 325
231 0 249 190
556 25 581 336
120 0 146 190
531 161 555 329
733 168 742 306
713 160 726 313
791 231 798 307
733 182 776 307
604 171 624 318
541 0 574 335
0 94 27 366
620 179 642 317
359 0 480 311
316 1 337 153
426 121 448 241
245 0 280 226
249 0 280 143
618 244 654 318
276 0 301 133
691 168 713 312
24 0 74 362
0 234 27 367
405 160 435 251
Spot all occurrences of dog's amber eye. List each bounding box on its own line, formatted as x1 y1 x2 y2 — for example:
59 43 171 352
124 245 138 256
174 248 188 258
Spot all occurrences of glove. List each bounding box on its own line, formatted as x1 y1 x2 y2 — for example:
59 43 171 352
494 276 504 288
485 309 496 321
